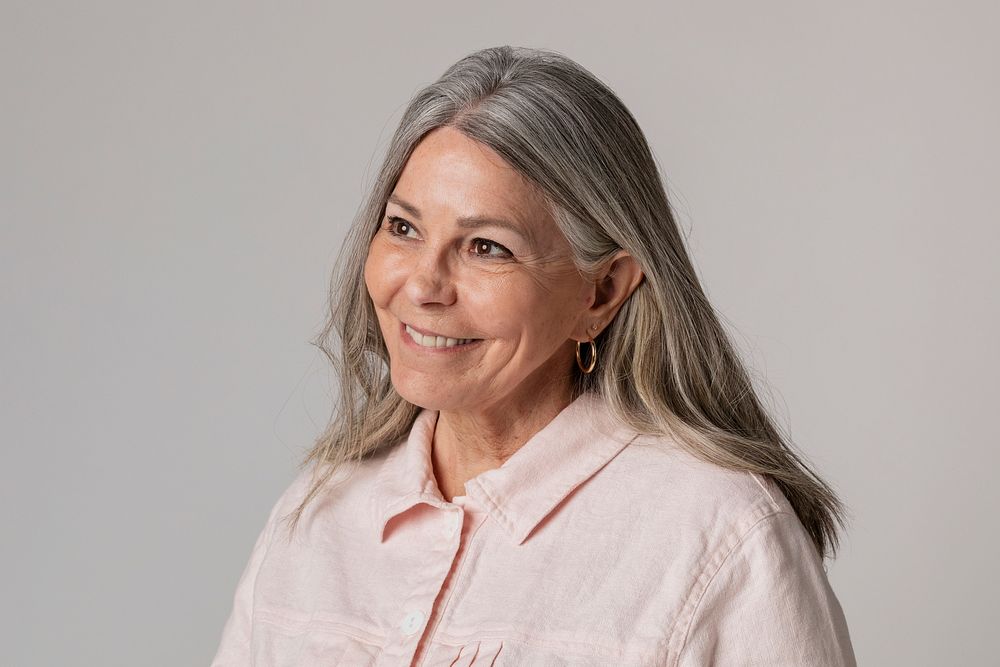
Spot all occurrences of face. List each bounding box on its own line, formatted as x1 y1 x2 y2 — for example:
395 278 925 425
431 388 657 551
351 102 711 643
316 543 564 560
363 126 595 414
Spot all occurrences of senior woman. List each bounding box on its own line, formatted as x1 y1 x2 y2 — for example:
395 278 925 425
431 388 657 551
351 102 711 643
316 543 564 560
212 46 856 666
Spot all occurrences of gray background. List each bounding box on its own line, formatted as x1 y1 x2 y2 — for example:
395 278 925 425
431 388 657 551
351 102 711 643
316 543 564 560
2 1 996 665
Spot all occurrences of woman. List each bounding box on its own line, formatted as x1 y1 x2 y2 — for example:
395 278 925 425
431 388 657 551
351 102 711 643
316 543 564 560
212 46 856 666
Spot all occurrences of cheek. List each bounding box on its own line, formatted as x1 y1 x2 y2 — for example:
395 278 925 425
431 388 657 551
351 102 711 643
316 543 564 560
467 273 581 339
363 242 399 307
459 273 523 331
362 254 378 302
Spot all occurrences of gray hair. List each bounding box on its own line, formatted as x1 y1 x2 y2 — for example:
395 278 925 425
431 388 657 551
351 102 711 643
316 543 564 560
287 45 848 559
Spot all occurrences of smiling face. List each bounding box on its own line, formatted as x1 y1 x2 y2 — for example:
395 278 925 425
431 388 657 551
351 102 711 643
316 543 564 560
363 126 595 414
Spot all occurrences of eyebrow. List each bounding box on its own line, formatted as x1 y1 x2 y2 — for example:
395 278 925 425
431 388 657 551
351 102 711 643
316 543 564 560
387 193 532 242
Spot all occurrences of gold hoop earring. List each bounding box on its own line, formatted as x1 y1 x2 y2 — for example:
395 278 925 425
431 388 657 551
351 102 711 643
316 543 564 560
575 325 598 374
576 339 596 374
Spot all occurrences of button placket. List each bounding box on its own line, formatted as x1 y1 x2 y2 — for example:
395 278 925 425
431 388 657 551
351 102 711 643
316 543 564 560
441 512 463 539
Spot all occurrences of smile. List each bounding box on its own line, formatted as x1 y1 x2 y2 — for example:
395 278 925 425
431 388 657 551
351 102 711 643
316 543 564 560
403 323 480 349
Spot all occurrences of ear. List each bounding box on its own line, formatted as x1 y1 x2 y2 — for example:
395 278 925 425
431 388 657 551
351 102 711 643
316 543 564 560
572 250 645 341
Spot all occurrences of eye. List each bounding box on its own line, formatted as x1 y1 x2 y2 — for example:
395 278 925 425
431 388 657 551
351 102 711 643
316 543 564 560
471 238 513 259
383 215 512 260
383 215 417 238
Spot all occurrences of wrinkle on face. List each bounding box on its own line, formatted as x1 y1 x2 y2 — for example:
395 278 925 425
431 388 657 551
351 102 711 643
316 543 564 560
363 125 595 418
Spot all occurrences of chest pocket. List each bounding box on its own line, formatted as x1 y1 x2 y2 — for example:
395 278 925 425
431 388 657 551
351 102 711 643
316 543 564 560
419 637 665 666
300 633 382 665
251 613 383 666
419 639 504 666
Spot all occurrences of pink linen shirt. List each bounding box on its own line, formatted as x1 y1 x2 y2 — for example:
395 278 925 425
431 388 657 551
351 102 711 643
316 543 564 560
211 391 856 666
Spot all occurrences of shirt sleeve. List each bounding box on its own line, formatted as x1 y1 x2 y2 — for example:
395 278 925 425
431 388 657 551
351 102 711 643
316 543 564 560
676 511 857 667
209 491 285 666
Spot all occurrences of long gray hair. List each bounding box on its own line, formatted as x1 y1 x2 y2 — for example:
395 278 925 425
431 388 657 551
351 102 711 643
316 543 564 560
288 45 848 559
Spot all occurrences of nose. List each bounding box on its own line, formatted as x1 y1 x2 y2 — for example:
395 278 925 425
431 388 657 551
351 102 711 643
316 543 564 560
404 243 458 306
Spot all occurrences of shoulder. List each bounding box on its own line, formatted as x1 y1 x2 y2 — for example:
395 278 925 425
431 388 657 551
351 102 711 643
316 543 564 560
600 429 795 544
264 451 391 536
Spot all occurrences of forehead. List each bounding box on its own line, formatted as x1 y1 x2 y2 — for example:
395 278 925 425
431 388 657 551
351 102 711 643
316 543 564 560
393 127 553 232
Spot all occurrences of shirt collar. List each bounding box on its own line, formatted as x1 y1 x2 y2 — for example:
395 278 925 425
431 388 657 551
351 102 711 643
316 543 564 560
373 391 638 546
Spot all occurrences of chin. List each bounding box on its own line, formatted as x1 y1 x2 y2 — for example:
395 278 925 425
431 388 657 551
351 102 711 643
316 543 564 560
391 373 466 411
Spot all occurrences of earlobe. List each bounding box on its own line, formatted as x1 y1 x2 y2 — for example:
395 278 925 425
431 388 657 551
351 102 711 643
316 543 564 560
571 321 602 344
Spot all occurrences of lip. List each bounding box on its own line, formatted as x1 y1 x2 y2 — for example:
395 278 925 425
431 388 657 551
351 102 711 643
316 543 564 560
400 321 483 353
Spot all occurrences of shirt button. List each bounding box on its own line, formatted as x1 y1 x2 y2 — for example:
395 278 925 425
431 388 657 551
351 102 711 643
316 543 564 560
400 610 425 635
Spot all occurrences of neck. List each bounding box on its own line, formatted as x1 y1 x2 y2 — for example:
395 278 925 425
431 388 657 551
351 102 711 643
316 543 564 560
430 382 576 502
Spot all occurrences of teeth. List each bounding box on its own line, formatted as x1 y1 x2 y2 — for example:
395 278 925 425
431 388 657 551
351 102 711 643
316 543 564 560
405 324 476 348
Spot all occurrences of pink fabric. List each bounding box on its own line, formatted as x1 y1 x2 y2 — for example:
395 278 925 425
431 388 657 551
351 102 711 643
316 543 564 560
212 391 856 666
